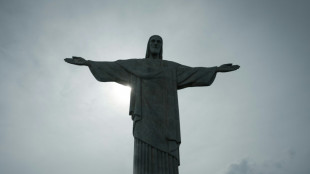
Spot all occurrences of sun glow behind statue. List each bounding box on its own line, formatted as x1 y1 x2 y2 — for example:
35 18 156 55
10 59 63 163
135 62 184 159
109 83 131 105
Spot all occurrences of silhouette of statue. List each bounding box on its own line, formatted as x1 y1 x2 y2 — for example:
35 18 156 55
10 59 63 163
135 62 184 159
64 35 239 174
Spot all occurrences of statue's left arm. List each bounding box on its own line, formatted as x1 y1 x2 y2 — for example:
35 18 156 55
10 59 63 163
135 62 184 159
176 63 239 89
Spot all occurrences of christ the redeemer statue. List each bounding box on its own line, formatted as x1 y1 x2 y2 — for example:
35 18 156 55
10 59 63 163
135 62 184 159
64 35 239 174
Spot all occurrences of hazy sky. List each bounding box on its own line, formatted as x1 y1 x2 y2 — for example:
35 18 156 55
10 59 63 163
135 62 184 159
1 0 310 174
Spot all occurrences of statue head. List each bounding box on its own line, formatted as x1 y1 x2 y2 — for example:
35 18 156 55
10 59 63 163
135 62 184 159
145 35 163 59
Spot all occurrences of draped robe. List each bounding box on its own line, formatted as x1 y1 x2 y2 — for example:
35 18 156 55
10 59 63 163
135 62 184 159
87 58 217 173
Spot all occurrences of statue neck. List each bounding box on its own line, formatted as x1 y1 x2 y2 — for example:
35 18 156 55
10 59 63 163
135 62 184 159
149 53 160 59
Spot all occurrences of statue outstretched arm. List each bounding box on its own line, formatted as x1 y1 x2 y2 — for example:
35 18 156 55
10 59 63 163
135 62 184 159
176 63 239 89
64 56 131 86
216 63 240 73
177 65 217 89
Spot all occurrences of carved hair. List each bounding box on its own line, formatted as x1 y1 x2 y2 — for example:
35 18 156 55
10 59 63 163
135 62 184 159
145 35 163 59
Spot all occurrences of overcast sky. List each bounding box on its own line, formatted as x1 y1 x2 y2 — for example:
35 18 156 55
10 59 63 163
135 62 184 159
1 0 310 174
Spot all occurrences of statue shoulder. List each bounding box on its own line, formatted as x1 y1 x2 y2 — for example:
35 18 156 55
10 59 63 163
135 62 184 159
115 58 182 68
162 59 182 68
115 58 147 68
116 58 143 62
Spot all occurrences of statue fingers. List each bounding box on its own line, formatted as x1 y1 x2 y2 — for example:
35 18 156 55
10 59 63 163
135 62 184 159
223 63 233 66
72 56 85 61
225 65 240 72
233 65 240 70
64 58 74 64
64 58 84 65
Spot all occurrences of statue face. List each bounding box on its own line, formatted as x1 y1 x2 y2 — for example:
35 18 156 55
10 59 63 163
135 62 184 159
149 36 162 56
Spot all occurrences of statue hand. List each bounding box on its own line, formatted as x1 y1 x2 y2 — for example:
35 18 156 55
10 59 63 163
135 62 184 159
64 56 88 66
217 63 240 72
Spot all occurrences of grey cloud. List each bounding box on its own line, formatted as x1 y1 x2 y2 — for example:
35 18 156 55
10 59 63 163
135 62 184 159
226 159 256 174
225 148 310 174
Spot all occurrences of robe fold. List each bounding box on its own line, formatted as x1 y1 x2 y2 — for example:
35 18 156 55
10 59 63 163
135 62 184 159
87 58 217 170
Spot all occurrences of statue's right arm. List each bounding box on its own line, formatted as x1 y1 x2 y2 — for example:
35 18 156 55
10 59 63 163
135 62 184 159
64 56 90 66
65 57 131 85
